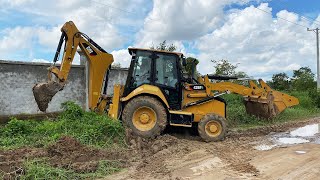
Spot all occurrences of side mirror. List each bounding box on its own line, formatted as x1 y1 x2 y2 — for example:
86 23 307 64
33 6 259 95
182 56 187 66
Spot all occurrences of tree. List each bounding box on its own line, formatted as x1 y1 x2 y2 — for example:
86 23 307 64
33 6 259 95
212 59 248 77
212 59 237 76
291 67 316 91
150 40 176 52
212 59 249 85
184 57 199 77
270 73 290 90
235 71 249 78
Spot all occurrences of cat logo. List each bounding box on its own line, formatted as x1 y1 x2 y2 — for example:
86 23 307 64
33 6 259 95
193 85 204 90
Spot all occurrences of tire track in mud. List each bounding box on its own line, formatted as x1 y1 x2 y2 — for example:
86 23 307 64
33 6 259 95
0 136 130 179
111 117 320 180
1 118 320 180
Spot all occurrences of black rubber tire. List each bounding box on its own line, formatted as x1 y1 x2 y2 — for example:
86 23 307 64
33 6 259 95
198 114 227 142
122 96 167 138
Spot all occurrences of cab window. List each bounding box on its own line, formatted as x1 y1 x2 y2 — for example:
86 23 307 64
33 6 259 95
131 51 152 87
155 54 178 88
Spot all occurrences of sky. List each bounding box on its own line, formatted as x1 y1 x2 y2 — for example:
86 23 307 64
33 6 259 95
1 0 320 80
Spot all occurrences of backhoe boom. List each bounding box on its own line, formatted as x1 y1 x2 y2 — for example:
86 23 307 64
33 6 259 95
199 75 299 118
33 21 114 112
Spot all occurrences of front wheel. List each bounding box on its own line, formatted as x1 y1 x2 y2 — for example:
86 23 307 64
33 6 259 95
122 96 167 138
198 114 227 142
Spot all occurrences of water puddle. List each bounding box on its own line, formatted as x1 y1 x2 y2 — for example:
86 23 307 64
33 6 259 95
255 123 320 151
277 137 309 145
290 124 320 137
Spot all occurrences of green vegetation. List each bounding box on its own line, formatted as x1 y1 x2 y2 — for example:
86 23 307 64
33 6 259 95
0 101 126 149
150 40 177 52
0 102 126 179
211 59 320 129
2 58 320 178
20 159 122 180
212 59 248 78
268 67 316 91
308 89 320 108
224 91 320 129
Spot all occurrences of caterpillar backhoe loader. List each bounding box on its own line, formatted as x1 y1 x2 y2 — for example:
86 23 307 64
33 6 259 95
33 21 299 142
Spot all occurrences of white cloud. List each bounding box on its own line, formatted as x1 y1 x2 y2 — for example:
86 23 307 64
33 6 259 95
1 0 319 80
135 0 256 48
0 26 34 57
0 0 35 6
111 48 132 68
0 0 149 57
196 3 316 78
31 58 50 63
37 26 61 49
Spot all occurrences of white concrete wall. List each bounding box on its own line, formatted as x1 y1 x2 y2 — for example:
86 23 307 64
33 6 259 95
0 60 128 116
0 61 86 116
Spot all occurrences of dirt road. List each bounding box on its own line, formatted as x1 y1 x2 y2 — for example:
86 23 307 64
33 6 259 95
105 118 320 180
1 118 319 179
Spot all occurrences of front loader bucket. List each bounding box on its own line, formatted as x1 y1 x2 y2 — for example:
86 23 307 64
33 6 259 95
244 90 299 119
33 81 64 112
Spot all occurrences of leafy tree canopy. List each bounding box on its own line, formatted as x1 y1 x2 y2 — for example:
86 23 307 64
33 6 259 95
291 67 315 90
270 72 290 90
150 40 176 52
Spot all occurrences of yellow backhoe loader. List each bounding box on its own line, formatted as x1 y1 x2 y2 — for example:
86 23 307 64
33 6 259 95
33 21 299 142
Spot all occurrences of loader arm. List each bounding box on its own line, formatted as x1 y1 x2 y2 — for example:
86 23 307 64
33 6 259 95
33 21 114 112
200 75 299 119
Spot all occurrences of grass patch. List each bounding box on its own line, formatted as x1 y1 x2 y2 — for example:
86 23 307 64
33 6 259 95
223 91 320 129
0 101 126 149
1 91 319 178
18 159 122 180
0 102 127 179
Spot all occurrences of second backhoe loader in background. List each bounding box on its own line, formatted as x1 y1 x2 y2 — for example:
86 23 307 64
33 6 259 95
33 21 299 142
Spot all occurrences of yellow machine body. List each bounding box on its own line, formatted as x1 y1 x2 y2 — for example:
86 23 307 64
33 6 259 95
181 88 225 122
120 84 169 108
33 21 300 142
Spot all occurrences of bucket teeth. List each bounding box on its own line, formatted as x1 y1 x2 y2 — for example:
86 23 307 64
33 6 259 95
243 85 299 119
32 81 63 112
244 100 278 119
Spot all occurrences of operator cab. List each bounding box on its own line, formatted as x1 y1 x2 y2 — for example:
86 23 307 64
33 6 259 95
124 48 184 110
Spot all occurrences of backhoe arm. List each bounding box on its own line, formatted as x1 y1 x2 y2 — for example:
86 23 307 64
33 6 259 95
33 21 114 112
199 75 299 119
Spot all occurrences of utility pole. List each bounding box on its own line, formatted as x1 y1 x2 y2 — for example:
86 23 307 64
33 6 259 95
308 28 320 90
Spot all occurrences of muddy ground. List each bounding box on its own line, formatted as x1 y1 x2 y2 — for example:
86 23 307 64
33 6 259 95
0 136 129 179
109 117 320 180
1 118 320 179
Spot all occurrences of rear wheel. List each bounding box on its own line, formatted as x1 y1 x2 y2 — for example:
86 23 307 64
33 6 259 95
122 96 167 138
198 114 226 142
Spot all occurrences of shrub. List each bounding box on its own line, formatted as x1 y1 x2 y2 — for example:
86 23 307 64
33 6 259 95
3 118 34 135
308 89 320 108
0 102 126 149
60 101 84 120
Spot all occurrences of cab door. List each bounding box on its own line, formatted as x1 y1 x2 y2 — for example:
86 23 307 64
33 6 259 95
154 53 182 110
124 50 152 96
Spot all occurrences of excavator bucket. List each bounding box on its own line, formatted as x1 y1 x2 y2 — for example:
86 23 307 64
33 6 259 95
243 80 299 119
33 81 64 112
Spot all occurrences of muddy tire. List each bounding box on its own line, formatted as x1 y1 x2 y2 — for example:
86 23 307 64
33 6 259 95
198 114 226 142
122 96 167 138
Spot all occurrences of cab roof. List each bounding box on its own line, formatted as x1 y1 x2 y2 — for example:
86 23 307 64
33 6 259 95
128 47 183 57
